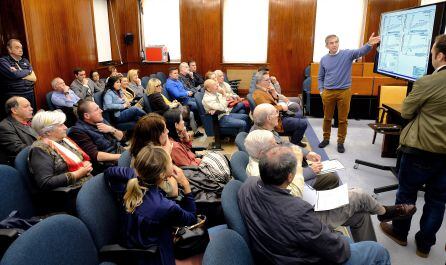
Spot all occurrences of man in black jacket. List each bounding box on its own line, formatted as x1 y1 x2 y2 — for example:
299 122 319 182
0 96 38 165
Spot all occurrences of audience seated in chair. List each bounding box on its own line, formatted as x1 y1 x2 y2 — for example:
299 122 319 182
90 70 105 91
130 113 228 226
147 78 202 137
50 77 79 127
28 110 93 212
253 70 307 147
105 65 123 84
68 100 124 172
189 60 204 87
120 76 143 108
127 69 145 99
165 67 198 114
202 79 250 134
104 145 197 265
0 96 37 165
214 70 248 114
243 134 417 243
102 76 146 124
178 62 200 94
70 67 101 101
251 103 339 190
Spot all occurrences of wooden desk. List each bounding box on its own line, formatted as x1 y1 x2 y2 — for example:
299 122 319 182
381 103 407 158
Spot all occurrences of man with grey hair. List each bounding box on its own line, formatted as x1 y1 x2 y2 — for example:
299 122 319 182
251 103 339 190
0 39 37 118
0 96 38 164
318 33 380 153
51 77 80 108
178 62 200 93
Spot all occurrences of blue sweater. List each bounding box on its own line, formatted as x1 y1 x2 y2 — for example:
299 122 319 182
165 78 190 104
318 44 372 92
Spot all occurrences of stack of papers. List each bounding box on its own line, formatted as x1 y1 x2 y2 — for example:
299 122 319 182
318 159 345 175
303 183 349 211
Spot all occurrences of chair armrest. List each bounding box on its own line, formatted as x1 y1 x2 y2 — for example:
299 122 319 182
51 186 81 193
180 166 200 171
190 146 207 152
100 244 158 263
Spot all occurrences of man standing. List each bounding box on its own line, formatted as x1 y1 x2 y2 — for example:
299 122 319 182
0 39 37 118
0 96 38 164
318 33 380 153
379 34 446 258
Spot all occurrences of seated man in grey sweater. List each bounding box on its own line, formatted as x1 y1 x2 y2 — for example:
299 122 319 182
250 103 338 190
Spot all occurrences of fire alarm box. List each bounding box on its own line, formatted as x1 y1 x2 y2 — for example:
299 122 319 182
145 45 168 62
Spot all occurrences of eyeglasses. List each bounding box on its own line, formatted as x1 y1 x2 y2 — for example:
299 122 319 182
156 85 162 88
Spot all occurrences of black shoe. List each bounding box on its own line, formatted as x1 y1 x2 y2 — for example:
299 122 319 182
377 204 416 222
337 143 345 153
194 131 204 138
318 139 329 148
296 141 307 148
415 232 430 258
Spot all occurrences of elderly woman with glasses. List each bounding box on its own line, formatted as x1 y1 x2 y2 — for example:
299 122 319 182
29 110 93 192
147 78 203 137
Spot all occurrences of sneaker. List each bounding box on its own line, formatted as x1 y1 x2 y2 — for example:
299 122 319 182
318 139 329 148
296 141 307 148
194 131 204 138
380 222 408 246
337 143 345 153
377 204 416 222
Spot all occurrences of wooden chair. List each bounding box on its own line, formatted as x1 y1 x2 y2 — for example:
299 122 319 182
368 106 401 144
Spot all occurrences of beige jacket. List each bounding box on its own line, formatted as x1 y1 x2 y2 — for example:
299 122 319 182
202 91 231 119
399 68 446 154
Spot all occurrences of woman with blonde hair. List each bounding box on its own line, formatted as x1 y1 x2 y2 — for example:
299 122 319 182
29 110 93 212
104 145 196 265
127 69 145 98
120 76 143 108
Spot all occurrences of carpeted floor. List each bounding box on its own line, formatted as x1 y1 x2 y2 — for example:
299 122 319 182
306 117 446 265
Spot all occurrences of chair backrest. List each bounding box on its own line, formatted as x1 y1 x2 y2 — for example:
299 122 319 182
76 173 120 250
303 77 311 93
221 180 249 243
0 214 101 265
202 229 253 265
156 72 167 85
46 91 55 110
142 94 153 113
14 147 34 194
141 76 150 90
93 91 113 123
249 73 256 94
246 94 256 113
194 92 215 136
234 132 248 152
0 165 34 220
117 150 131 167
161 84 172 101
230 151 249 183
304 65 311 78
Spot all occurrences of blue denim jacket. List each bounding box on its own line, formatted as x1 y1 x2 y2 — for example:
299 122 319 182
103 89 125 117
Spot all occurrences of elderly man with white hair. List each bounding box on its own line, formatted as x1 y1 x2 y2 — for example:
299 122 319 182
243 129 417 242
251 103 339 190
51 77 80 108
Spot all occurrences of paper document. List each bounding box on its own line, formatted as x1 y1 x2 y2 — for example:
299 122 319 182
302 184 349 211
318 159 345 175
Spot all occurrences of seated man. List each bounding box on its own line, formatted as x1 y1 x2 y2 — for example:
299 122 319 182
178 62 200 93
202 79 250 134
253 70 307 147
70 67 101 101
0 96 37 164
165 67 197 112
51 77 80 108
68 100 124 172
189 60 204 87
250 103 339 190
238 145 414 264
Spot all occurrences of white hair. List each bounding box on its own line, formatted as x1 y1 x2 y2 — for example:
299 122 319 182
253 103 277 126
32 110 66 136
245 130 276 159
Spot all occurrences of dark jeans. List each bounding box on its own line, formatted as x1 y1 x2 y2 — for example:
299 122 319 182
282 114 307 144
392 151 446 252
230 102 247 114
115 107 146 123
219 113 250 134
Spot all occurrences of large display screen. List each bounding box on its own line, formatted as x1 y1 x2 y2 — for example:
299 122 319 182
376 5 437 81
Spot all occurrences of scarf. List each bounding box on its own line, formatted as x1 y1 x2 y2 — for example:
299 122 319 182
47 138 90 172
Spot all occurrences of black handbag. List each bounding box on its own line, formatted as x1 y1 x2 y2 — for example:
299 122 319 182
173 215 210 259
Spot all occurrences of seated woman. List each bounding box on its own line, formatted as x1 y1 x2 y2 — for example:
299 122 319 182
90 70 105 91
104 145 196 265
130 113 229 226
147 78 202 137
127 69 145 99
244 129 417 242
120 76 143 108
214 69 249 114
103 76 146 124
202 79 250 134
29 110 93 212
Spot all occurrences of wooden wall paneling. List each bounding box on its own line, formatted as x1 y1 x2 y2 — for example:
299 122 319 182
363 0 419 62
0 0 28 58
268 0 317 96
